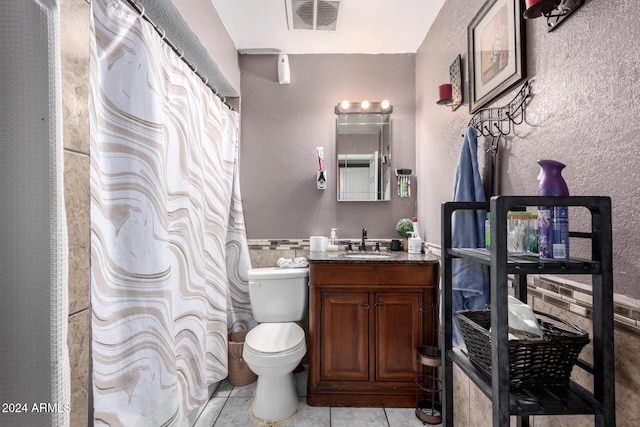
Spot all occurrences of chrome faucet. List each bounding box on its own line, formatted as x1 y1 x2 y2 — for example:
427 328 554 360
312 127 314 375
359 228 367 251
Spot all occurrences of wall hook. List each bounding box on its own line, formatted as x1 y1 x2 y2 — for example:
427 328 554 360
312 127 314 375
468 80 531 197
468 80 530 138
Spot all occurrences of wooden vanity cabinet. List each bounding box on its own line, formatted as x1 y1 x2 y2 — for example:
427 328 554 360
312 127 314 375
307 261 438 407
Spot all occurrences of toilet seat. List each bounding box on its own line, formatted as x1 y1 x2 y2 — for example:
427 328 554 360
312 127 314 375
245 323 305 355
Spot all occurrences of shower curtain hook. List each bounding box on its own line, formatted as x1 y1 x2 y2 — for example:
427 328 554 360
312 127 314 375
176 48 184 59
158 26 166 41
137 3 145 18
201 75 208 85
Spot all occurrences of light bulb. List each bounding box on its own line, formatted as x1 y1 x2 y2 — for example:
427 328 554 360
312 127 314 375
381 99 390 109
340 100 350 110
361 100 370 109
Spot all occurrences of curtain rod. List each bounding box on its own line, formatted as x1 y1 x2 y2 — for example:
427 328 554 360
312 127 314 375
123 0 234 111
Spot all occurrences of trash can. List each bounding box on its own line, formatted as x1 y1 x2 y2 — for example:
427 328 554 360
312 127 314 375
227 329 257 386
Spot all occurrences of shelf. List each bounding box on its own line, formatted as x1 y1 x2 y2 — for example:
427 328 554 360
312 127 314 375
447 248 601 275
441 196 615 427
448 349 603 417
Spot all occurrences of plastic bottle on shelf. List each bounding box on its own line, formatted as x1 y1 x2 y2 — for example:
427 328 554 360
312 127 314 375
537 159 569 259
485 213 491 250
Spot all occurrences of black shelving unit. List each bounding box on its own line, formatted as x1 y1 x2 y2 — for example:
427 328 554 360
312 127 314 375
441 196 615 427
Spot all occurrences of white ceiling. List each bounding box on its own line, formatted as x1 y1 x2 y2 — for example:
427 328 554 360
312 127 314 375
210 0 447 54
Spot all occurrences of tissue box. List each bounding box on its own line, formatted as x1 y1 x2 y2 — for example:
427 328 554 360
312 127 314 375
455 310 589 388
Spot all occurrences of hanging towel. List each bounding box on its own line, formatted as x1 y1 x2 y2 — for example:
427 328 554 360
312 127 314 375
451 126 490 345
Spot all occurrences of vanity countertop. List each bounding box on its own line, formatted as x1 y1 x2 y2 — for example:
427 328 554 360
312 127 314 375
308 250 438 264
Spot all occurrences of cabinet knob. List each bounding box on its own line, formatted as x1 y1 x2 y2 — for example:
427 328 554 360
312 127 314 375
360 303 370 309
374 303 384 308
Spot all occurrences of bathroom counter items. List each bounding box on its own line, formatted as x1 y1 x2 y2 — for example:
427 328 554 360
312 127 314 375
307 251 438 264
307 260 439 408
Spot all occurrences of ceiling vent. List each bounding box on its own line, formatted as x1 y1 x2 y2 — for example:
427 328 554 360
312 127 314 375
286 0 340 31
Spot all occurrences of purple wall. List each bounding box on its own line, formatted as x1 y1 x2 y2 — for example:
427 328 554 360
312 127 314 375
239 54 416 241
416 0 640 298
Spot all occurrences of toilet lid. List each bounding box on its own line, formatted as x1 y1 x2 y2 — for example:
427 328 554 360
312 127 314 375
245 323 305 354
248 266 309 280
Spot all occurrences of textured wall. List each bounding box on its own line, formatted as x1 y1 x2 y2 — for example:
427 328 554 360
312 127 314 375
239 54 417 240
416 0 640 299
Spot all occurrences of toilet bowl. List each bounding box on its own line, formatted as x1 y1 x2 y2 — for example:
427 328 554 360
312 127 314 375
243 323 306 424
242 267 309 424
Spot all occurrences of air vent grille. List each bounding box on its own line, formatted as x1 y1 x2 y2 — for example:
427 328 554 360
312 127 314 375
287 0 340 31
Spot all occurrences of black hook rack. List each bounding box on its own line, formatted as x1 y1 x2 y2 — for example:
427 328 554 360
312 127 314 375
468 80 531 140
467 80 531 196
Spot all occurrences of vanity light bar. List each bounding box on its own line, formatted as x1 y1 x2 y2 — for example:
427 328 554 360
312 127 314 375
335 100 393 114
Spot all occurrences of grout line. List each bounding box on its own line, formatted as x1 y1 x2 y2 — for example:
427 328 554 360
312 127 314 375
64 147 89 157
69 306 89 317
212 393 230 427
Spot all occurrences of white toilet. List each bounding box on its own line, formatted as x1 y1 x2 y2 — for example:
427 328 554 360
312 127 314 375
242 267 309 425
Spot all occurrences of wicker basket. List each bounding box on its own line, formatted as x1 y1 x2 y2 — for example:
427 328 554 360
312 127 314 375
228 329 257 386
455 310 589 388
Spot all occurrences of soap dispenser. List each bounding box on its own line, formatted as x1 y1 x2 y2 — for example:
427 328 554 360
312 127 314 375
328 228 339 251
408 232 422 254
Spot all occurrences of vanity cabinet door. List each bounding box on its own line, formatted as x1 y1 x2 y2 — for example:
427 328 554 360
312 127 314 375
375 292 422 381
320 292 369 381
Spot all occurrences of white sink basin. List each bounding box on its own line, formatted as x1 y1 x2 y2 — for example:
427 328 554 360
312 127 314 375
344 253 392 259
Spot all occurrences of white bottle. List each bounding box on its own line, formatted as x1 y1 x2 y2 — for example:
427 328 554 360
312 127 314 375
328 228 340 251
412 217 421 240
408 232 422 254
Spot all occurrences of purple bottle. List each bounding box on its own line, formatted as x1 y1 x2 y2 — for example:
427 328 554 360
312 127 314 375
537 160 569 259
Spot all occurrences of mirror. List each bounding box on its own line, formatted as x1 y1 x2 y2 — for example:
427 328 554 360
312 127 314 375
335 105 392 201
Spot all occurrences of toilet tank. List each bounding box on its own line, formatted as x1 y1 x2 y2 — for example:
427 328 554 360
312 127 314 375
248 267 309 322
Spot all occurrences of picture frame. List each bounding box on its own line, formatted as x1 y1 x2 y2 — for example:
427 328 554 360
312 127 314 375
468 0 526 114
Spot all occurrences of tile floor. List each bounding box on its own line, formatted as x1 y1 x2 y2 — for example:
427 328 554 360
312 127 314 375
194 366 441 427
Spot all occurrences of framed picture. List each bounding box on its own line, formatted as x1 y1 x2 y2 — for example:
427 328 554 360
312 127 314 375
468 0 526 113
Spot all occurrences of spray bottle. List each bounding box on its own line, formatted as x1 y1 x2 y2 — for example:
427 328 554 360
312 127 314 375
537 160 569 259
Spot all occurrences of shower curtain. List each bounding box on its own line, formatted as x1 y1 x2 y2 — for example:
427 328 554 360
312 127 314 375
89 0 253 424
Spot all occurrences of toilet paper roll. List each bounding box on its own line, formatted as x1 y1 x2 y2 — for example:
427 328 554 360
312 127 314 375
310 236 328 252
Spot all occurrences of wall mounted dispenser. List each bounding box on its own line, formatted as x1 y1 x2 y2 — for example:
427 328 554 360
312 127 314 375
278 54 291 84
316 147 327 190
396 169 412 198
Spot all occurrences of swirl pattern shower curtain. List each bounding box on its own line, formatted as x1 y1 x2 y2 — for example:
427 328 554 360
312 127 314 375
89 0 253 424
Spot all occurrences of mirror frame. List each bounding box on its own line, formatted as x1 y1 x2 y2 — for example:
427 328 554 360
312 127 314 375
335 101 392 202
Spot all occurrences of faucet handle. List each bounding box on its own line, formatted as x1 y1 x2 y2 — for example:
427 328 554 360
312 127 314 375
375 242 380 252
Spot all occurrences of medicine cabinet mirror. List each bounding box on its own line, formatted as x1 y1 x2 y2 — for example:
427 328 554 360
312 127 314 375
335 102 392 201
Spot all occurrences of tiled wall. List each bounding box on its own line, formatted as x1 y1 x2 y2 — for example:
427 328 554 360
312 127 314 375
62 0 91 425
247 238 405 269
